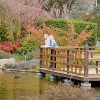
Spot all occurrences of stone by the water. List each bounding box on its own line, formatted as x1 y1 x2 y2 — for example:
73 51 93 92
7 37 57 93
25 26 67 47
2 59 40 71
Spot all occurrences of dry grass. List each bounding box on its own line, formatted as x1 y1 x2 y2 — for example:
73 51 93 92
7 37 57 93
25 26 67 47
34 83 95 100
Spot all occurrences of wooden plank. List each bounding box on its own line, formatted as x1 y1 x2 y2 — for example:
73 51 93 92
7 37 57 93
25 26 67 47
88 50 100 53
88 74 100 76
84 45 89 77
89 58 100 61
89 65 100 68
56 49 59 70
59 46 84 49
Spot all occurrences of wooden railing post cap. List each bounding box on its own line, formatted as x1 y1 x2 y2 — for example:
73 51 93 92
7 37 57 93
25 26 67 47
40 42 43 46
85 44 89 47
85 45 89 49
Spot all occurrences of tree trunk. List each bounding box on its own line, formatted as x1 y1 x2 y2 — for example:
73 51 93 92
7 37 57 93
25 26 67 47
66 9 70 20
65 0 76 20
59 7 63 18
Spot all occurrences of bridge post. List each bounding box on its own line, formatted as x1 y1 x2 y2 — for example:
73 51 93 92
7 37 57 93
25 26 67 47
67 50 70 73
40 42 43 68
51 48 56 69
84 45 89 77
81 82 91 90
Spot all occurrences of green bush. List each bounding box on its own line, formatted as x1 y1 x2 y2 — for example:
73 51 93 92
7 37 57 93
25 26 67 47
0 49 39 61
0 25 8 41
45 19 68 31
17 37 38 55
45 19 98 46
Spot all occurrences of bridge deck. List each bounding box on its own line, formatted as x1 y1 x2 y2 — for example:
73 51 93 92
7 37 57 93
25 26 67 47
39 46 100 82
39 68 100 81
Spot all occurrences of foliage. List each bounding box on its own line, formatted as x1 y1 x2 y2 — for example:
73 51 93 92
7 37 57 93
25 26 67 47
17 36 38 55
34 83 94 100
0 25 8 41
0 41 20 53
45 19 98 46
32 22 93 46
0 1 21 41
70 0 92 20
0 0 52 42
0 49 39 61
45 19 68 31
85 4 100 37
70 26 93 46
97 0 100 4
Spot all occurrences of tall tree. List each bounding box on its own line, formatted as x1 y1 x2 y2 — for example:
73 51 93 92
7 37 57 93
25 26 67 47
85 4 100 37
41 0 76 19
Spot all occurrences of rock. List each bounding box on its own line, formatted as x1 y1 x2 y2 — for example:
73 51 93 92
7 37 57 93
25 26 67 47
4 62 18 69
0 58 16 69
3 59 40 71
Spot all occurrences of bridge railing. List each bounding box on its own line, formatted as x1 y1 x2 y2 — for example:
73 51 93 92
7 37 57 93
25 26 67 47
85 46 100 77
40 46 100 77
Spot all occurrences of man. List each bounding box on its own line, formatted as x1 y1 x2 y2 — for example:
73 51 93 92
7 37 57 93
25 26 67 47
44 34 50 47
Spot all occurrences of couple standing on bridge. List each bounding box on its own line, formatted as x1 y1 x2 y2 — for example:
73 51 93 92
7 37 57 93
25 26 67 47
42 34 58 68
44 34 58 48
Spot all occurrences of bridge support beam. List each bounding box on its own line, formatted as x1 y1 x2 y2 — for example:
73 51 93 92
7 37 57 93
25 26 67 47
81 82 91 90
38 72 45 79
63 79 72 86
50 75 57 81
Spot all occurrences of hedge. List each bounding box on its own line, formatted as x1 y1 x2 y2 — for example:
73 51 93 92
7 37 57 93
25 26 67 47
45 19 98 46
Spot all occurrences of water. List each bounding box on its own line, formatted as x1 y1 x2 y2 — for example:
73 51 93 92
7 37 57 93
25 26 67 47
0 70 100 100
0 71 51 100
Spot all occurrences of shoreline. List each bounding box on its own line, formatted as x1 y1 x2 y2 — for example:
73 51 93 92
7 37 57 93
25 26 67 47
1 59 40 72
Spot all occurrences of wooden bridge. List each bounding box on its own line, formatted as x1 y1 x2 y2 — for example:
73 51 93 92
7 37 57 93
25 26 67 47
39 46 100 82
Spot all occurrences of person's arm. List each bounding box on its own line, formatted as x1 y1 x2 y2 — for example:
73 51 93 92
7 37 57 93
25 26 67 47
45 38 50 47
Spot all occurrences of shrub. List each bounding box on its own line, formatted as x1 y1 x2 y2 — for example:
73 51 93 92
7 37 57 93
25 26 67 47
0 1 21 41
17 37 38 55
45 19 68 31
45 19 98 46
32 24 93 46
34 83 95 100
0 26 8 41
0 41 20 53
0 49 39 61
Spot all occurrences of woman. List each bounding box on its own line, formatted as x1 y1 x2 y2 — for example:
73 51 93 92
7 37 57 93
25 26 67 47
49 35 58 48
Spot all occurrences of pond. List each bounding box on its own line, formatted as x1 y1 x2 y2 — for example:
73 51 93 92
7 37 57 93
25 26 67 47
0 70 100 100
0 70 52 100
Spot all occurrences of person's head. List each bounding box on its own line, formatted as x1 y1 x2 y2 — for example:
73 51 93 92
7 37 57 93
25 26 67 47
49 35 54 40
44 34 48 39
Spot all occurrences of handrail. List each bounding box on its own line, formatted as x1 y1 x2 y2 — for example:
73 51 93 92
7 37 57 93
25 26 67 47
40 45 100 77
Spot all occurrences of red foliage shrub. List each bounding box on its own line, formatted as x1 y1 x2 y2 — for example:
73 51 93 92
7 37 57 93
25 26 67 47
0 41 20 53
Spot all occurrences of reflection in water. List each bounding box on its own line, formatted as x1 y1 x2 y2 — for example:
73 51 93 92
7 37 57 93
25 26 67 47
0 71 50 100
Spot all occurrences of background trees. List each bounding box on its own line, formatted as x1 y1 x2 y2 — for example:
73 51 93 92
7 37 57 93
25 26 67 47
84 3 100 37
0 0 99 54
0 0 21 41
41 0 76 19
